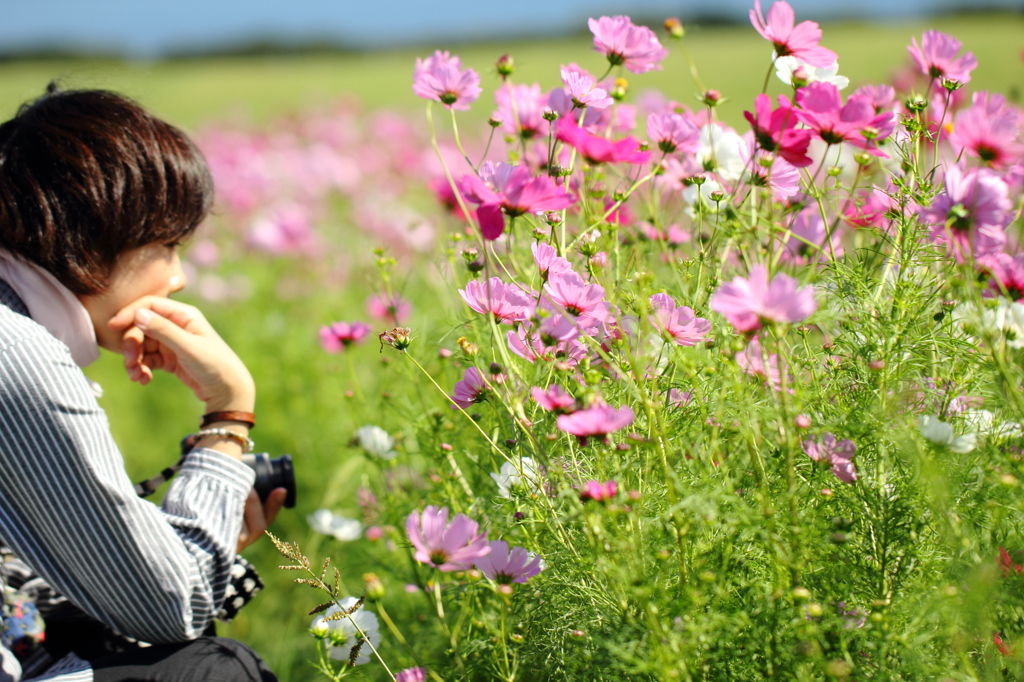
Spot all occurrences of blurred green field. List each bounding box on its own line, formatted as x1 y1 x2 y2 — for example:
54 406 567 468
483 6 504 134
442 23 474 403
0 13 1021 681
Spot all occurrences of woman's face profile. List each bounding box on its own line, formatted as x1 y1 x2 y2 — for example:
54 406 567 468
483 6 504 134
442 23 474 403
78 242 187 352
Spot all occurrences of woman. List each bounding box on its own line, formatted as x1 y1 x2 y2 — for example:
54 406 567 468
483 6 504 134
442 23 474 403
0 86 285 681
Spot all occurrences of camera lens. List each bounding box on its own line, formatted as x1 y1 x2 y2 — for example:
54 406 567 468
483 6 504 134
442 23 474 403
241 453 297 508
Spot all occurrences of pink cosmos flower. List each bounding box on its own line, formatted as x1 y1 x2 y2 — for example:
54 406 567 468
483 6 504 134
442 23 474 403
451 366 489 409
649 293 711 346
396 668 427 682
531 385 577 413
978 253 1024 301
579 480 618 502
920 165 1011 261
557 404 635 441
842 186 896 232
412 51 482 110
735 336 787 392
507 327 588 365
474 540 543 584
782 208 843 263
532 242 573 281
459 277 532 324
556 117 652 165
948 92 1024 168
494 83 549 139
561 66 613 110
795 82 896 155
908 30 977 83
429 177 467 220
588 16 669 74
802 433 857 484
851 84 897 114
319 321 371 353
543 271 610 324
247 203 317 255
640 222 691 246
406 505 490 572
749 0 837 68
742 143 801 201
743 94 813 167
647 112 700 154
459 161 576 240
367 293 412 325
710 265 817 333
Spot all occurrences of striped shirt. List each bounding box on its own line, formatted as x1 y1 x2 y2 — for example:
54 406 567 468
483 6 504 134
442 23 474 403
0 281 256 681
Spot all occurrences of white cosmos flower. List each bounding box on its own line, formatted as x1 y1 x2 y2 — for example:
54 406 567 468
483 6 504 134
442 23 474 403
311 597 380 665
490 457 542 498
308 509 363 541
695 125 745 182
354 425 397 459
953 300 1024 349
775 55 849 90
917 415 977 453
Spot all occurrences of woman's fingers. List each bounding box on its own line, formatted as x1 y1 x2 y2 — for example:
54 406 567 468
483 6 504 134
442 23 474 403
133 308 196 358
263 488 288 527
110 295 212 335
238 490 265 553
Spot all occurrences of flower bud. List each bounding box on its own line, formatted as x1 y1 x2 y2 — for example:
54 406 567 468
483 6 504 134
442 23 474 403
310 620 330 640
363 572 386 600
457 336 478 357
826 166 842 177
795 414 811 429
496 54 515 78
664 17 684 39
868 359 885 370
542 108 558 122
709 190 726 202
792 586 811 600
941 77 963 92
497 584 514 596
571 629 585 638
488 116 503 128
461 247 479 262
509 632 525 643
905 96 928 112
489 362 504 375
467 259 485 273
700 89 724 107
379 327 412 351
439 347 453 359
791 66 811 88
611 78 628 101
589 252 608 269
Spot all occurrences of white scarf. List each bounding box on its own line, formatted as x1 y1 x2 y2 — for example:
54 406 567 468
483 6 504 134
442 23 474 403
0 248 100 367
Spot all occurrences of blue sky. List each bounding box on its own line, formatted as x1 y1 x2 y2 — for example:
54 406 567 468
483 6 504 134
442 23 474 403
0 0 1019 57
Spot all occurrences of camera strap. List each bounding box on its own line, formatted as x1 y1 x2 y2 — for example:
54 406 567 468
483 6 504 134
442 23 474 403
133 456 185 499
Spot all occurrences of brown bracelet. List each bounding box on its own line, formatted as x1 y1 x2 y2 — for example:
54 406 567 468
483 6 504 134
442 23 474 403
201 411 256 429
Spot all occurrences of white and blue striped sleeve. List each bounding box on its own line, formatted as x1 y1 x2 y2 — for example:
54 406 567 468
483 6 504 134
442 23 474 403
0 327 255 648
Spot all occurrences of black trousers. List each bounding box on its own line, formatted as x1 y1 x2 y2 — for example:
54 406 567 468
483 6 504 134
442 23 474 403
43 607 277 682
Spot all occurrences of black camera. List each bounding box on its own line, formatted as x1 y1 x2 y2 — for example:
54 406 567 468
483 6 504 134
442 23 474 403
242 453 297 508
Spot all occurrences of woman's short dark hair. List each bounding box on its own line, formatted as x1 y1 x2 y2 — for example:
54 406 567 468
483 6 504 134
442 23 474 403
0 85 213 296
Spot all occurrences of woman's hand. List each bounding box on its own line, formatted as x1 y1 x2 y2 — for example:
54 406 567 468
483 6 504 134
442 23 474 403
109 296 255 414
238 488 288 552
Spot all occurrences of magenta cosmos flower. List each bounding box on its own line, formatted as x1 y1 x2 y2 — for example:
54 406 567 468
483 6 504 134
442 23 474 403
795 82 895 155
459 277 532 324
556 117 652 165
908 30 977 83
710 265 817 333
474 540 543 584
588 16 668 74
531 385 577 414
412 51 482 110
743 93 813 167
649 293 711 346
949 92 1024 168
451 366 489 410
920 165 1012 261
647 112 700 154
978 253 1024 301
460 161 576 240
802 433 857 484
319 321 371 353
561 66 613 110
579 480 618 502
749 0 837 68
557 404 635 441
406 506 490 571
395 668 427 682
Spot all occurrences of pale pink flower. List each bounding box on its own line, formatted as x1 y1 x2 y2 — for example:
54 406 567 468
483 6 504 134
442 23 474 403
908 30 977 83
474 540 543 584
531 385 577 413
543 271 610 324
649 293 711 346
507 327 587 365
561 66 613 110
395 668 427 682
451 367 489 409
735 336 787 392
557 404 635 440
412 50 482 110
459 161 576 240
742 142 801 200
920 165 1012 261
532 242 573 281
803 433 858 484
588 16 669 74
749 0 837 68
367 293 412 324
579 480 618 502
247 203 317 255
710 265 817 333
782 208 843 262
647 112 700 154
319 321 371 353
459 277 532 324
851 84 897 114
640 222 691 245
949 91 1024 168
538 313 580 344
406 505 490 571
557 117 651 165
494 83 549 139
188 240 220 268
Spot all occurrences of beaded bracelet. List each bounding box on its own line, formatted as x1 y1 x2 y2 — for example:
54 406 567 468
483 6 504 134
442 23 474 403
184 428 255 454
201 410 256 429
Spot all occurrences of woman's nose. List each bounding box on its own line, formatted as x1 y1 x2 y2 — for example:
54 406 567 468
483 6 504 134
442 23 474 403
169 253 187 293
